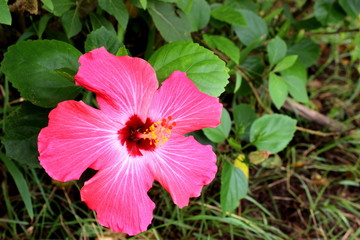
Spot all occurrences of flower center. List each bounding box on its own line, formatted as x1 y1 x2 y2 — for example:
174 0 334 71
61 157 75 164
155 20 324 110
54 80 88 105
140 116 176 147
118 115 176 157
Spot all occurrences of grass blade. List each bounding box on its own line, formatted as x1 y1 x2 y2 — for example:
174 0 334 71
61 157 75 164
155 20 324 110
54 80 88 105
0 152 34 219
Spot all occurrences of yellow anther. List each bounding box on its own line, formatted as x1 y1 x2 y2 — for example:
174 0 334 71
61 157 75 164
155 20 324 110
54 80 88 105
140 116 176 147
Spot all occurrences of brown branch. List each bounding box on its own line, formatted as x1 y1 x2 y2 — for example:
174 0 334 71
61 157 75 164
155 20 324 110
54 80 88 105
306 28 360 37
283 98 346 133
234 66 272 114
295 126 339 137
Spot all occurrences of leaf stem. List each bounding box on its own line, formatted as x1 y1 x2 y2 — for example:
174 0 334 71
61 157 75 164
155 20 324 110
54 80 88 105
2 75 9 131
295 126 339 137
234 65 273 114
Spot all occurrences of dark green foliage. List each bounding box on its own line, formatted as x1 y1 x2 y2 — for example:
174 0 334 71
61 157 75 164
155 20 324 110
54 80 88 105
0 0 359 239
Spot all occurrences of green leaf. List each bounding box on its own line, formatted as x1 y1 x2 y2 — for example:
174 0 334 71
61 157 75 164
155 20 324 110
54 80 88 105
0 152 34 219
287 38 321 68
61 9 82 38
264 7 283 22
98 0 129 31
277 19 291 39
157 0 177 3
175 0 193 12
228 137 242 151
240 56 265 80
211 5 246 26
233 9 267 46
2 102 49 167
233 103 256 141
41 0 54 11
267 37 287 66
17 28 36 42
224 0 257 13
250 114 297 154
273 55 298 72
294 17 322 31
269 72 288 109
148 1 192 42
2 40 82 108
89 13 116 32
234 156 249 178
148 41 229 97
203 34 240 64
221 161 248 213
248 150 271 164
140 0 147 9
37 14 52 39
0 0 11 25
239 35 266 64
85 27 123 54
43 0 75 17
116 45 129 56
187 0 210 31
261 155 282 168
351 34 360 62
203 108 231 143
234 72 242 93
339 0 360 18
185 130 215 148
281 63 309 103
315 0 346 25
233 104 257 130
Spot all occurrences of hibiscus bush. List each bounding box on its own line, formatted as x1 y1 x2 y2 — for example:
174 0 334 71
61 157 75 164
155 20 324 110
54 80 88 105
1 0 359 239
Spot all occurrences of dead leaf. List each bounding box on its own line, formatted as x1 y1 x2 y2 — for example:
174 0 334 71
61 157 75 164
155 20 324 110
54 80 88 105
9 0 38 15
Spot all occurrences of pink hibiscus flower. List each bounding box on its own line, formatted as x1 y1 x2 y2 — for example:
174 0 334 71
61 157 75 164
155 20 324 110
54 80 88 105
38 47 222 235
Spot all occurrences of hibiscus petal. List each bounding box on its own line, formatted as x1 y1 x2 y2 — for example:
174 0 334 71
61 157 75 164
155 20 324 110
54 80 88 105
148 71 222 135
145 134 217 208
38 100 122 182
81 157 155 235
75 47 158 122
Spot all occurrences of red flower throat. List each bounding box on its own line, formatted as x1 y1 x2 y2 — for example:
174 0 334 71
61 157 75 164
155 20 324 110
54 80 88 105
118 115 176 157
